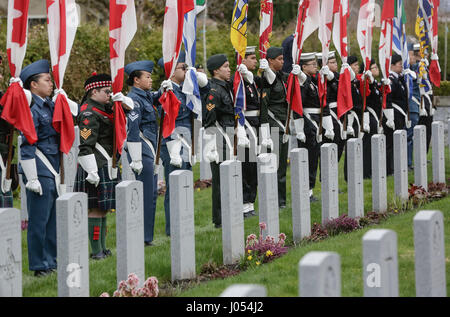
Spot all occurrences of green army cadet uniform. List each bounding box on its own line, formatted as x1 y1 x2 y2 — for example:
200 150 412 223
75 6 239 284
203 54 234 228
259 47 290 208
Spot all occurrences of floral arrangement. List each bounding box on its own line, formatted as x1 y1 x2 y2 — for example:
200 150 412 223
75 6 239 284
100 273 159 297
241 222 288 268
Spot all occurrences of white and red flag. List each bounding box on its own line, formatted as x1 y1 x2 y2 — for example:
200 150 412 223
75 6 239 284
332 0 353 119
109 0 137 155
317 0 335 111
357 0 375 72
259 0 273 59
47 0 79 154
160 0 195 138
0 0 37 145
379 0 395 109
429 0 441 87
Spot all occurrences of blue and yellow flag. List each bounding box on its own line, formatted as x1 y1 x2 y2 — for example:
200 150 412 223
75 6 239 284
231 0 248 59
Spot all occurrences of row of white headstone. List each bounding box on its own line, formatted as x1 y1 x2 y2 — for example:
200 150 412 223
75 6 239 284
220 209 446 297
1 120 447 297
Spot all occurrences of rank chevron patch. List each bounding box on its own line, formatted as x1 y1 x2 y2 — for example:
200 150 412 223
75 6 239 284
80 128 92 140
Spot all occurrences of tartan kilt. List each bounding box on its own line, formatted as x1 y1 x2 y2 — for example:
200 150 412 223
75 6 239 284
0 189 13 208
73 165 120 211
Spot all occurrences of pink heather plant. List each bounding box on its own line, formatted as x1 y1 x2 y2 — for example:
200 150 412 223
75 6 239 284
244 222 288 266
100 273 159 297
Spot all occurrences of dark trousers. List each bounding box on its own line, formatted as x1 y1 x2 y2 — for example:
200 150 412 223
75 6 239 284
418 115 433 154
210 161 221 226
242 146 257 204
161 144 192 236
25 176 57 271
407 112 420 167
297 115 320 190
128 151 158 242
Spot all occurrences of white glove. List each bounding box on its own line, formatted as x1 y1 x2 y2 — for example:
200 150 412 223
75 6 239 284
195 68 208 88
53 88 78 116
203 131 219 163
236 125 250 148
260 123 273 150
383 108 395 130
259 58 269 70
403 68 417 80
381 78 391 86
293 118 306 143
320 65 335 81
166 138 183 168
322 116 335 141
20 159 43 195
78 154 100 187
161 80 173 91
342 63 355 81
237 64 254 84
1 177 11 194
363 112 370 133
291 64 301 76
430 106 435 116
112 92 135 110
9 77 32 106
260 59 276 85
127 142 143 175
420 106 428 117
282 133 290 144
363 70 375 84
421 58 429 67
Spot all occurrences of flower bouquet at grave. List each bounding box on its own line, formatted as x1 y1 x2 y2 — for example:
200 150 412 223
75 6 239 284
241 222 288 268
100 273 159 297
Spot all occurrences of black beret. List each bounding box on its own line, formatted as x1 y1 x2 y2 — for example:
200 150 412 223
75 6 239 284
267 47 283 60
207 54 228 72
84 73 112 92
347 55 358 66
391 54 402 65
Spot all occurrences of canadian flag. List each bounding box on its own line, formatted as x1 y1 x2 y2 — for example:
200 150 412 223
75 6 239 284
429 0 441 87
109 0 137 155
259 0 273 59
0 0 37 145
357 0 375 70
47 0 79 154
379 0 395 109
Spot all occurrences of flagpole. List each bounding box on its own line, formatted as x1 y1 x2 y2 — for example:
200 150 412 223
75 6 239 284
361 77 367 133
203 2 207 66
5 128 14 181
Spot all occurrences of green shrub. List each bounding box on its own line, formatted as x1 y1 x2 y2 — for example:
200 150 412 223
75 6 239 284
433 81 450 96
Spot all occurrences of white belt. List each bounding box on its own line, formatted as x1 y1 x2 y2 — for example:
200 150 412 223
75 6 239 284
173 132 194 166
330 109 345 140
392 103 411 128
95 143 118 180
139 132 156 158
303 111 321 143
411 96 420 106
35 148 64 196
244 110 260 117
215 122 234 154
348 111 363 139
303 108 321 115
367 106 380 131
267 110 286 133
244 119 259 156
329 102 337 109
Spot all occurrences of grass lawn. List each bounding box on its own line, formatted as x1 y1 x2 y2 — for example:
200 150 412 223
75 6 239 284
16 145 450 297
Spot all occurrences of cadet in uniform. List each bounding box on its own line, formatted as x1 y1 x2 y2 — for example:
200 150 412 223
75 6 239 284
74 73 124 259
384 54 409 175
160 51 209 236
298 52 334 200
123 60 161 246
407 43 421 170
359 59 382 179
235 46 260 217
19 60 59 276
0 107 14 208
317 51 346 162
258 47 290 208
203 54 234 228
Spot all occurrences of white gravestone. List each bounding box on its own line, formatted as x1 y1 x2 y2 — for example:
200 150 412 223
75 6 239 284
56 192 89 297
413 125 428 190
321 143 339 223
363 229 399 297
170 170 196 281
63 126 80 192
290 148 311 242
257 153 279 240
0 208 22 297
120 146 136 181
220 160 245 265
413 210 446 297
371 134 387 213
220 284 267 297
299 251 341 297
347 138 364 218
394 130 408 202
116 181 145 286
431 121 445 183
